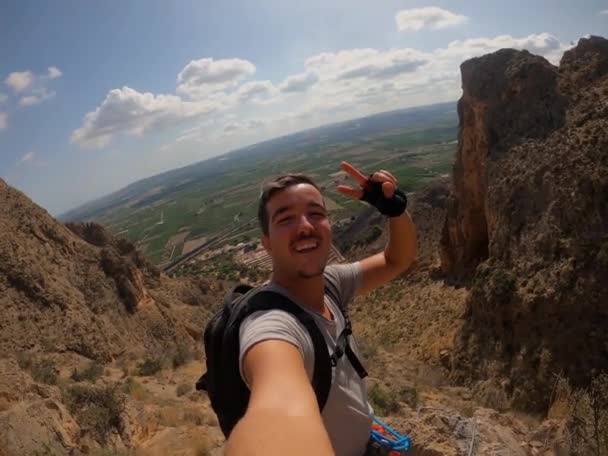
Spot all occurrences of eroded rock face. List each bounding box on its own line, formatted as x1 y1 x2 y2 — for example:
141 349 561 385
442 36 608 412
440 48 566 273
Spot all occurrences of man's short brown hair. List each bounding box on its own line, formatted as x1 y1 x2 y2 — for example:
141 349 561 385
257 173 322 235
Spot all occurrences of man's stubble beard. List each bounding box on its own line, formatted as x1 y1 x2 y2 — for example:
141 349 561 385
297 266 326 279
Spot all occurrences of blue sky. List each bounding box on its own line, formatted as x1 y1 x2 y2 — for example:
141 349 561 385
1 0 605 215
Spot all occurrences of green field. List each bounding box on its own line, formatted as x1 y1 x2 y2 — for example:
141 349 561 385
86 103 458 264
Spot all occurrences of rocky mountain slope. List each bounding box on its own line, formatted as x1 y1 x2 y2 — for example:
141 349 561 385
440 35 608 412
0 178 223 454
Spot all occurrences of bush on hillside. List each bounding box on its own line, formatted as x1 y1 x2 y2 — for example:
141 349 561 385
64 384 125 442
71 361 104 383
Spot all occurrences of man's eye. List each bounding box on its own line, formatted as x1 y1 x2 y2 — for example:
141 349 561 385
277 216 293 224
310 212 326 218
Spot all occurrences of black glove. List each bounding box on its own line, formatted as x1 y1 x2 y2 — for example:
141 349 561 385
360 177 407 217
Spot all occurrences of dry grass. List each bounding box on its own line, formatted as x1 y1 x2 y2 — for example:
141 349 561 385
150 405 215 428
550 372 608 455
124 377 149 401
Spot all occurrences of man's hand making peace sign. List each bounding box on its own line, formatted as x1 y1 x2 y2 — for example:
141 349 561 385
335 161 417 296
336 161 408 218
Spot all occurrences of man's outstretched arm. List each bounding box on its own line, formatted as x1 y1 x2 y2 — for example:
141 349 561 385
336 161 417 296
356 209 416 295
225 339 335 456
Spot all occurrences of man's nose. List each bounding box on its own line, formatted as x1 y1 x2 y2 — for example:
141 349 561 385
296 214 315 234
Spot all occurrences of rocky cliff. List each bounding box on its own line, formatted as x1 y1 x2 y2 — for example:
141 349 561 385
0 178 220 454
441 36 608 412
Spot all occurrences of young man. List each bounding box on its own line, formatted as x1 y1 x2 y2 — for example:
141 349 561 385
225 161 417 456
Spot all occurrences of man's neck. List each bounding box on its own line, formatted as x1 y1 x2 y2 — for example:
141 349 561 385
270 273 326 314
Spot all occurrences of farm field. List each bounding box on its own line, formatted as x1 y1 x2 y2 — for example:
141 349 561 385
64 102 458 265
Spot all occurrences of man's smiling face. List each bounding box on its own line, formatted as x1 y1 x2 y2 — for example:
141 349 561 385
261 183 331 279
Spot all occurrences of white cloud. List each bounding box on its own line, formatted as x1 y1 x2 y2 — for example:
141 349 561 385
15 151 47 167
19 151 35 164
4 67 62 107
247 119 265 129
438 33 568 65
19 89 56 107
599 10 608 15
72 33 571 151
0 93 7 104
236 80 276 101
5 71 34 92
47 66 63 79
0 112 7 130
279 72 319 92
223 122 241 133
71 86 221 149
177 58 255 98
306 48 429 81
396 7 468 31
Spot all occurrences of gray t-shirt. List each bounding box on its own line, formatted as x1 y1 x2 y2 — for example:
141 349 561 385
239 262 374 456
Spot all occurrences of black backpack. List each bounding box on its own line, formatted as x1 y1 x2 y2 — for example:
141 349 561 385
195 276 368 437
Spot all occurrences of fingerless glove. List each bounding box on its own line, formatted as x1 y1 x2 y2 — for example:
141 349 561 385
360 178 407 217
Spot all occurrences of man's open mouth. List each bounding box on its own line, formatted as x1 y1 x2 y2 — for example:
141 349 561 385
292 239 320 253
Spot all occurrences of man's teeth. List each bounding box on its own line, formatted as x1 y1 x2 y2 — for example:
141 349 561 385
294 241 319 252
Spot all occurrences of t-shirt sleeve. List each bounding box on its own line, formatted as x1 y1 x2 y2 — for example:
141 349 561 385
238 309 315 387
324 261 363 308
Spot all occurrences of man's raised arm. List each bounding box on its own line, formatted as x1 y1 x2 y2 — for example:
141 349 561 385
336 161 417 296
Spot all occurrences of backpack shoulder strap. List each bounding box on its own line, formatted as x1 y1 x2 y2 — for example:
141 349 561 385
239 290 334 413
323 270 368 380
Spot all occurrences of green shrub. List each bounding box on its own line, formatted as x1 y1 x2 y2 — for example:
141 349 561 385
172 344 193 369
369 384 400 416
64 384 125 442
71 362 104 383
31 359 58 385
16 351 33 370
137 357 163 376
123 377 148 401
397 385 419 409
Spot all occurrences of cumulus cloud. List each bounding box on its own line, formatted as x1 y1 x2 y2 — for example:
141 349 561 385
396 7 468 31
5 71 34 92
223 122 241 133
438 33 568 65
4 67 62 107
19 89 56 107
223 119 265 132
177 58 255 98
236 80 276 101
47 66 63 79
0 112 7 130
279 72 319 92
71 86 220 148
0 93 7 104
72 33 571 150
306 48 428 81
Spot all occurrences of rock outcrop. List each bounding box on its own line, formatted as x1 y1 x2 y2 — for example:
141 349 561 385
441 36 608 411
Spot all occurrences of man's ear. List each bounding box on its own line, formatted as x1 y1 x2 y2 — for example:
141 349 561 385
261 235 271 253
